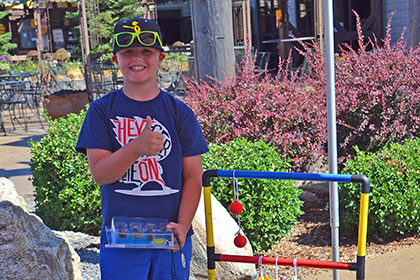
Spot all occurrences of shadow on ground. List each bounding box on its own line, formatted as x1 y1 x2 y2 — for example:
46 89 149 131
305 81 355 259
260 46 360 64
0 167 31 178
2 134 45 147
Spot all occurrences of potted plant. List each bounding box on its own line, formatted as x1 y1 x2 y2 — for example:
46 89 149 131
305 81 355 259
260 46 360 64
45 89 89 119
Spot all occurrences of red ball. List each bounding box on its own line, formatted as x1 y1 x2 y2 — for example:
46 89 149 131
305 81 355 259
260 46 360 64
234 233 247 248
229 199 243 215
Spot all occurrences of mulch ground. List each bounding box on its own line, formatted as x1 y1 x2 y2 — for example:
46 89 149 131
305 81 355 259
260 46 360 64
251 195 420 279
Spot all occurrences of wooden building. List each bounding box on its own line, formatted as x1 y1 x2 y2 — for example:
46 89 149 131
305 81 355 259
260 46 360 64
1 0 417 65
0 0 78 56
155 0 418 70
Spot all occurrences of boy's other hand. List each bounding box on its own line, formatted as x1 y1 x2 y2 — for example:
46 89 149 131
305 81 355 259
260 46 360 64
135 116 164 156
166 222 188 251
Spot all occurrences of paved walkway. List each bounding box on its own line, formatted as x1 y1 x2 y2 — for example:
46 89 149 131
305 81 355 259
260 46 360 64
1 108 420 279
307 244 420 279
0 111 47 209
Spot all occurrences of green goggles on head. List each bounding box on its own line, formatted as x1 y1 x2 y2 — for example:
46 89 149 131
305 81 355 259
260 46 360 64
113 31 163 49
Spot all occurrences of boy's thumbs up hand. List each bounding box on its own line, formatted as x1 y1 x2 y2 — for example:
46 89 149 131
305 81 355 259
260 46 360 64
134 116 164 156
144 115 153 131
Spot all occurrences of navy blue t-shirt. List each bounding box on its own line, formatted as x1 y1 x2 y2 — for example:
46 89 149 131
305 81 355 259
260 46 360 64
76 89 208 243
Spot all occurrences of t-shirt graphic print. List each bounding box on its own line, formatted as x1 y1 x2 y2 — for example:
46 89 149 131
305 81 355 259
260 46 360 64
111 115 179 196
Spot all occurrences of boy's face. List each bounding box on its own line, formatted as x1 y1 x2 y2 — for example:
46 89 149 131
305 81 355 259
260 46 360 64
112 46 165 85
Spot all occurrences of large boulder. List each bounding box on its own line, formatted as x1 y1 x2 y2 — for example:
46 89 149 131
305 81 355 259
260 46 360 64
0 177 27 209
53 230 100 251
191 193 256 279
0 178 82 280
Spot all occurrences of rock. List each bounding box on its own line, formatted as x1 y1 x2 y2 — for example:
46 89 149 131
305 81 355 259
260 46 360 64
53 231 100 250
53 231 100 280
55 48 71 62
0 177 27 210
26 50 38 59
299 190 320 201
300 182 329 196
191 193 256 279
0 178 82 280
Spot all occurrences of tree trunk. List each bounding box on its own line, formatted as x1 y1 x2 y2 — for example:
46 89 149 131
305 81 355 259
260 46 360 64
190 0 235 83
409 0 420 47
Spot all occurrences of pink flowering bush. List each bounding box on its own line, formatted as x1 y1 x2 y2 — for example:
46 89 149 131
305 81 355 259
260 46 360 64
183 12 420 171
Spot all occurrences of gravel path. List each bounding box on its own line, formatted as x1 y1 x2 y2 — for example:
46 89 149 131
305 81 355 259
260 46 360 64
77 248 100 280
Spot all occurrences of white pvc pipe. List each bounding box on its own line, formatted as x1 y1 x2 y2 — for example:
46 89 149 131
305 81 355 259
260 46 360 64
324 0 340 279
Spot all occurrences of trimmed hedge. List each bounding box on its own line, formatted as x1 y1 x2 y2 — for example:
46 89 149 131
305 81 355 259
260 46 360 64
339 138 420 239
29 110 101 235
202 137 304 252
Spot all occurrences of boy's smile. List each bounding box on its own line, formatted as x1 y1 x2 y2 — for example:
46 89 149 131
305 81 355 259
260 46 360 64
131 66 146 71
112 47 165 86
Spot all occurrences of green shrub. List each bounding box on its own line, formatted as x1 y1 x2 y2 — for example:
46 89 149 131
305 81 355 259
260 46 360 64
11 60 39 73
339 138 420 239
29 109 101 235
202 137 304 252
0 11 17 56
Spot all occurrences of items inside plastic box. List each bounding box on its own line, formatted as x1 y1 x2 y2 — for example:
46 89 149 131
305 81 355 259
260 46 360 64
105 216 178 249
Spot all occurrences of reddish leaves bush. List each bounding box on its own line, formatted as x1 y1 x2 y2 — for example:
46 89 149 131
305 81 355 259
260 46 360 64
184 49 328 171
333 12 420 161
183 12 420 171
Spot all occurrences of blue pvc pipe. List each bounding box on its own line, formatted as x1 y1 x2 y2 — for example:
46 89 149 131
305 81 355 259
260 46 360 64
215 170 353 183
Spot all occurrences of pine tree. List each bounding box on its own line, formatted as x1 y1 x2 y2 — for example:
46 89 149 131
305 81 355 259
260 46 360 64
0 10 17 73
66 0 144 62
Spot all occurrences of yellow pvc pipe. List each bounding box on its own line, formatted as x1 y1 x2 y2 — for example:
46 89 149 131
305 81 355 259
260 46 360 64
203 186 215 247
204 186 216 280
208 269 216 280
357 193 370 257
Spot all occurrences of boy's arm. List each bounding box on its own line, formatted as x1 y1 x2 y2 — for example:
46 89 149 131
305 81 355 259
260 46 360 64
87 116 164 186
167 154 203 248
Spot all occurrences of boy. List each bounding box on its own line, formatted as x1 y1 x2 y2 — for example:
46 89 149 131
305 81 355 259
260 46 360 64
76 17 208 279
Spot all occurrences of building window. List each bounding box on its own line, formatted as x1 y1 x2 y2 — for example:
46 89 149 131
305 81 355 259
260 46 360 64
296 0 314 36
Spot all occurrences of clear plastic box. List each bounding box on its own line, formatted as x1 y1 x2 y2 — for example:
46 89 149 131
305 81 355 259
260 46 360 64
105 216 178 249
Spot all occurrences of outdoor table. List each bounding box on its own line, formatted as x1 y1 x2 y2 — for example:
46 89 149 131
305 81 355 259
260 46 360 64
0 80 29 86
91 63 123 98
0 80 33 134
0 71 38 81
0 80 30 96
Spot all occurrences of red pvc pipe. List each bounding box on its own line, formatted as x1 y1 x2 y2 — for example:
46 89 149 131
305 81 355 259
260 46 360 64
218 254 351 270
